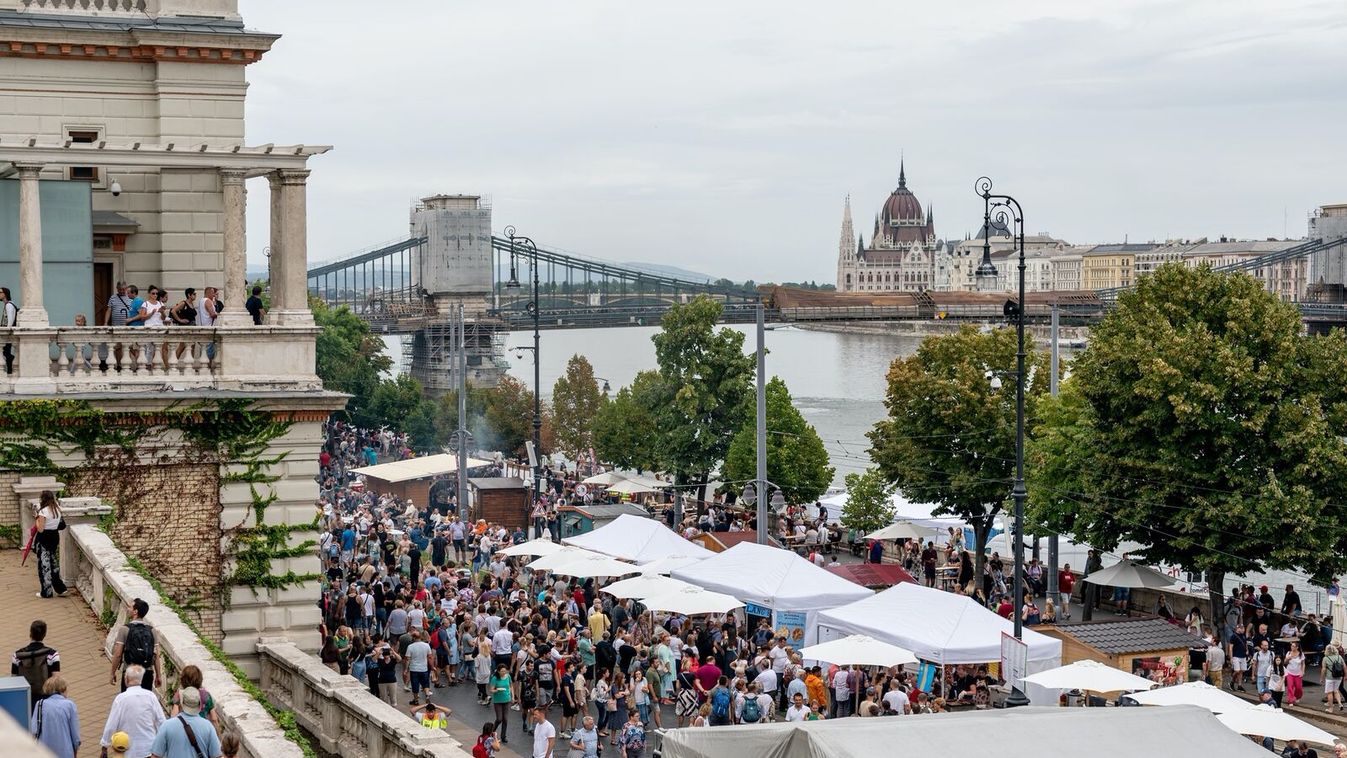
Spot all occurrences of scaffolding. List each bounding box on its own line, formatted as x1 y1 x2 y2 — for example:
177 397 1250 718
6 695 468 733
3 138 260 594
405 315 508 394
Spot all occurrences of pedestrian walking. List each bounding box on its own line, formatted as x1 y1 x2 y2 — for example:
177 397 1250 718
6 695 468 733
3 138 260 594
30 675 80 758
109 598 163 691
33 490 69 599
11 619 60 710
101 665 166 758
147 687 220 758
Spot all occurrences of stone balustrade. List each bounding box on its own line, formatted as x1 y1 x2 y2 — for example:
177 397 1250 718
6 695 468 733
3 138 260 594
257 640 472 758
15 0 146 11
0 324 320 395
64 523 304 758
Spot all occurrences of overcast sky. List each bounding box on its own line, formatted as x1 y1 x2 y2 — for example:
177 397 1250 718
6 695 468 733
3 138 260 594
241 0 1347 282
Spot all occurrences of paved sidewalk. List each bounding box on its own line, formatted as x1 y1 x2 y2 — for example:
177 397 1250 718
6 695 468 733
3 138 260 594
1 549 121 751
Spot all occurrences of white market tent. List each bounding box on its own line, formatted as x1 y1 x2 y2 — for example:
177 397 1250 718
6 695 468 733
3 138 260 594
819 489 963 531
1020 659 1156 693
1125 680 1248 714
671 541 873 644
656 705 1270 758
601 573 695 600
814 582 1062 704
563 514 714 564
350 453 493 483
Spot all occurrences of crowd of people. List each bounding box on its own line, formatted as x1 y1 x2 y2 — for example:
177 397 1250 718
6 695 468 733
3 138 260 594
13 610 242 758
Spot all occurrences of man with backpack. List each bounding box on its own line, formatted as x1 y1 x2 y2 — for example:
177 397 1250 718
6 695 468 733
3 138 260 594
11 619 59 710
708 677 733 726
109 598 162 692
739 682 770 724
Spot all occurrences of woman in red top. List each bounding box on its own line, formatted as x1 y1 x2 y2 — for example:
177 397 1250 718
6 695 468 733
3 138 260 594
996 596 1014 619
1058 564 1077 621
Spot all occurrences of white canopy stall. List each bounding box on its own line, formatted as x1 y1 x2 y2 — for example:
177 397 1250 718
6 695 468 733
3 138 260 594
814 582 1062 705
562 514 714 564
672 542 873 645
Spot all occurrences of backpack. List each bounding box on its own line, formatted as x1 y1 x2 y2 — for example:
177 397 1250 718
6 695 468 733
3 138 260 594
14 645 53 695
1332 657 1344 679
472 736 491 758
741 695 762 723
123 622 156 667
710 688 731 720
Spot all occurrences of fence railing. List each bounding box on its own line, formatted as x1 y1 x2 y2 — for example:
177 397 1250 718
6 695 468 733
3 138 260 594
256 640 471 758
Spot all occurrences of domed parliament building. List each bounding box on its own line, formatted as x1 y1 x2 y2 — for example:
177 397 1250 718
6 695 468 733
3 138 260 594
835 162 950 292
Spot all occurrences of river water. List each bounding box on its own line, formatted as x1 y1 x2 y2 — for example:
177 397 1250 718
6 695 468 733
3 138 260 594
380 325 1330 609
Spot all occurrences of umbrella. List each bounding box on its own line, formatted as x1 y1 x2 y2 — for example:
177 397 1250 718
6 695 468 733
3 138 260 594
527 547 607 572
1020 659 1157 692
1082 558 1175 589
1125 681 1249 714
541 552 640 579
1216 704 1339 745
638 554 706 575
19 524 36 566
601 573 695 600
582 471 627 486
864 521 935 542
640 586 744 615
498 538 566 558
797 634 919 667
607 480 660 496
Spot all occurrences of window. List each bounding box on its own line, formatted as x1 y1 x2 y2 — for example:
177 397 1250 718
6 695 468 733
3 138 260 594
67 128 101 182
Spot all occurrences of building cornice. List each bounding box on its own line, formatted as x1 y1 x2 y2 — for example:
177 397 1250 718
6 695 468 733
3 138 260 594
0 24 276 64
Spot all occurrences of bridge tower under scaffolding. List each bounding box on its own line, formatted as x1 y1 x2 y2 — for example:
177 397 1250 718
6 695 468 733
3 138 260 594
405 194 507 394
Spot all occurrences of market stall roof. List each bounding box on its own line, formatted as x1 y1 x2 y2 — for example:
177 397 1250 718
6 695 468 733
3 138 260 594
562 514 714 563
350 454 492 483
814 581 1061 666
655 705 1269 758
824 562 916 588
671 541 873 612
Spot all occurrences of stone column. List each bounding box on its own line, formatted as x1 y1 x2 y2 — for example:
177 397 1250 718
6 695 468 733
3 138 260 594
218 169 251 327
267 171 285 323
277 169 313 325
15 163 49 326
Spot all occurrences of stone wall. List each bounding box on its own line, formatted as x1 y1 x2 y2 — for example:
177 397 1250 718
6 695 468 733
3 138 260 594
67 524 303 758
0 469 20 543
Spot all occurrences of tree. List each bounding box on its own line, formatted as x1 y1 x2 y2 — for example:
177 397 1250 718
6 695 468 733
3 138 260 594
1027 263 1347 621
362 373 425 433
840 468 896 535
650 297 755 506
868 325 1050 583
551 354 604 459
723 376 834 504
311 296 392 421
482 375 540 459
593 370 663 473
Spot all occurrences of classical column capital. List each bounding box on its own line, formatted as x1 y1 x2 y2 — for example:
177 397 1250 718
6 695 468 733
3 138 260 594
13 162 43 178
219 168 249 185
277 168 311 186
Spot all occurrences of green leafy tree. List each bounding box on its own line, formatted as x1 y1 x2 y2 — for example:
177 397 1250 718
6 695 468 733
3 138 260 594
723 376 834 503
362 373 425 433
483 375 540 458
311 296 392 421
650 297 755 506
552 354 605 459
868 325 1050 582
1027 263 1347 621
593 370 663 473
841 468 896 535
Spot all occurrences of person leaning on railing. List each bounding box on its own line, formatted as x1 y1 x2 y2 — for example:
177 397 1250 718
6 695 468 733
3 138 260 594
168 288 199 362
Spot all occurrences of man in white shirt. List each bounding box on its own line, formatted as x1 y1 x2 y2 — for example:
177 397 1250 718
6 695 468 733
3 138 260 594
769 637 790 676
882 681 911 715
752 662 778 697
784 692 811 722
531 706 556 758
831 667 852 717
491 626 515 671
101 665 165 758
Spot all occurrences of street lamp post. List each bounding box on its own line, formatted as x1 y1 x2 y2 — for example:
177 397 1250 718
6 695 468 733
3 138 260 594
505 226 544 513
976 176 1030 708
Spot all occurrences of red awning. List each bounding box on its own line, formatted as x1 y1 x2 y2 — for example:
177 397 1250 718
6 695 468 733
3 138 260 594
826 562 917 588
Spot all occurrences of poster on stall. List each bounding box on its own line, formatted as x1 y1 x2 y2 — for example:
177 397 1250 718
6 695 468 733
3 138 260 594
774 610 808 646
916 662 937 693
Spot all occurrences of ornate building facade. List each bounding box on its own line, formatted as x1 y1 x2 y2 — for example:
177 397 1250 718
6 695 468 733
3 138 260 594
836 163 948 292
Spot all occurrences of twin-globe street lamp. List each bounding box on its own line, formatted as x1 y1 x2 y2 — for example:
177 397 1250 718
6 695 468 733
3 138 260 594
505 226 544 511
974 176 1031 708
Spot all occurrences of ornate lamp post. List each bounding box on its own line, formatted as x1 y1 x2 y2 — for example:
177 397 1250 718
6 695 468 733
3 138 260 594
505 226 544 513
976 176 1030 708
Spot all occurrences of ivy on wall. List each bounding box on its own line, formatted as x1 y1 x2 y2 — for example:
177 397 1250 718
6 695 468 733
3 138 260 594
0 398 320 607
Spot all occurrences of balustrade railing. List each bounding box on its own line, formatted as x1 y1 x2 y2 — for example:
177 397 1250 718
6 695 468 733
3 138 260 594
48 326 220 381
19 0 147 12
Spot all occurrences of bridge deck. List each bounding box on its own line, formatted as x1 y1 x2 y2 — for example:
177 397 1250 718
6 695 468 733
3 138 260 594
1 549 120 751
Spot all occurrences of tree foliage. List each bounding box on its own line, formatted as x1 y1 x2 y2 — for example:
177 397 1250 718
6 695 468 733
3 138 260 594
868 325 1050 580
312 297 392 422
593 370 663 473
1027 264 1347 617
841 468 896 535
483 375 541 459
552 354 605 459
724 376 834 504
650 297 754 500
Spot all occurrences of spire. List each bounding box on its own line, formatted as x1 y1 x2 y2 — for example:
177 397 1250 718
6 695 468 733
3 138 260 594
927 204 933 226
857 234 863 254
898 156 907 190
837 194 856 261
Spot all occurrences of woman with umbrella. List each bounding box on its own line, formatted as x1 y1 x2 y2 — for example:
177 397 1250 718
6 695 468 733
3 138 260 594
32 491 68 599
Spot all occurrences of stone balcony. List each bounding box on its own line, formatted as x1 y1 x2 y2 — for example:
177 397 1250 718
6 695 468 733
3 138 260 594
0 324 320 395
